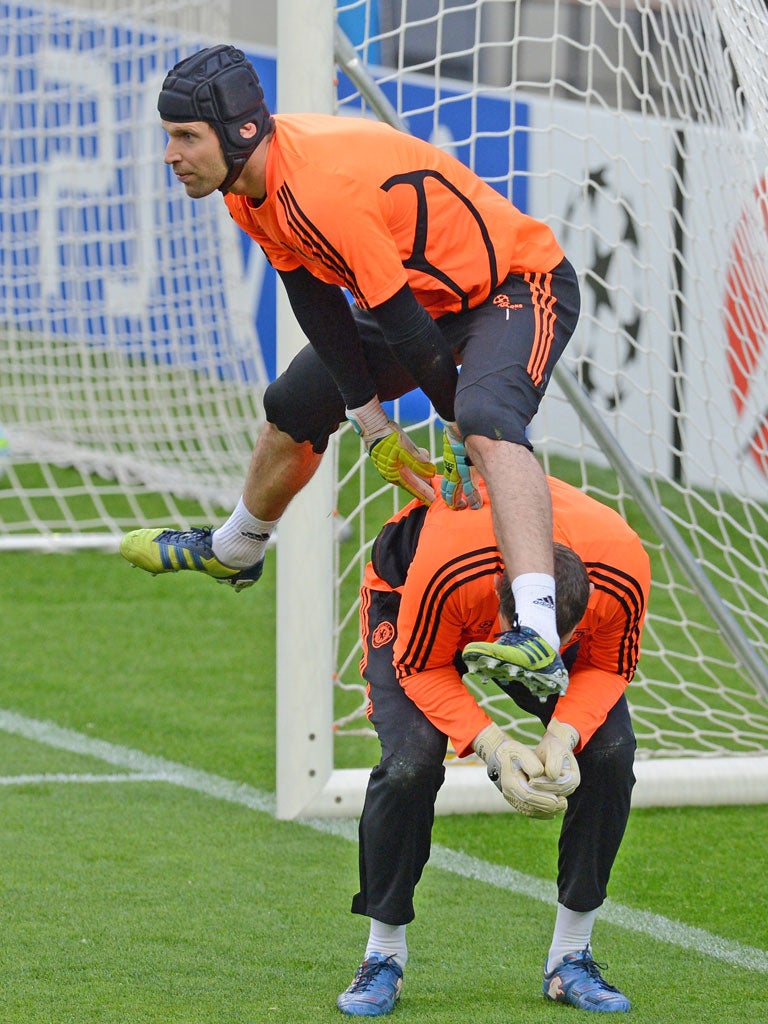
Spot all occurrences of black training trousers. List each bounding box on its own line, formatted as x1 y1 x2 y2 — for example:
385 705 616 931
350 588 636 924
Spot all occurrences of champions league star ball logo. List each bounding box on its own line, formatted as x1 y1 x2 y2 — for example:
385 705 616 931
561 166 643 411
724 175 768 478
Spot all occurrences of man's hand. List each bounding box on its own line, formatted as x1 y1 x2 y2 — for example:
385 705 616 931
472 722 568 819
347 398 436 504
531 718 581 797
441 421 482 510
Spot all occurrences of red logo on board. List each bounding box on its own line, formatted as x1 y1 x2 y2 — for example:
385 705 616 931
725 176 768 477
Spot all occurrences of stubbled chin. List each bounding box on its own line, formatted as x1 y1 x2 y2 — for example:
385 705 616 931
184 182 216 199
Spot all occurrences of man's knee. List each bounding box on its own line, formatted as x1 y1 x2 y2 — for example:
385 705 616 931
576 733 636 812
578 735 636 781
372 749 446 799
584 696 636 755
454 374 538 449
459 411 531 451
576 700 637 796
263 373 343 453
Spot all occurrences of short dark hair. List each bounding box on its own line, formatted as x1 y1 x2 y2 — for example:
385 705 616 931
498 543 590 638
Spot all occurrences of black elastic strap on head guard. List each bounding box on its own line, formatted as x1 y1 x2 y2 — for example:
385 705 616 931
158 44 274 193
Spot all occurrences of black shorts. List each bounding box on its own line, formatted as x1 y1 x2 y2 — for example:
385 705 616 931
263 257 580 452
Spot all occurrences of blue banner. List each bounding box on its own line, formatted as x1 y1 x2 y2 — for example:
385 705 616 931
1 6 531 418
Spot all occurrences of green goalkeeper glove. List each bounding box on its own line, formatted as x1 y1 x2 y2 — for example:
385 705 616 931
441 421 482 510
347 398 436 504
472 722 568 819
531 718 581 797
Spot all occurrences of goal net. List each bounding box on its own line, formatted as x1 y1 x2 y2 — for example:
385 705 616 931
315 0 768 816
2 1 768 815
0 0 267 548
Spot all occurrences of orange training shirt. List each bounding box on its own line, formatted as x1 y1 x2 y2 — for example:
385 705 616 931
224 114 565 315
362 476 651 756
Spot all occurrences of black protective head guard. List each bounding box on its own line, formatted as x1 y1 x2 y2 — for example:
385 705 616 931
158 44 274 193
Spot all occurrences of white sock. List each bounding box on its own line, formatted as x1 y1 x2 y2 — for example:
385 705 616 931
546 903 598 972
365 919 408 969
211 497 279 568
511 572 559 650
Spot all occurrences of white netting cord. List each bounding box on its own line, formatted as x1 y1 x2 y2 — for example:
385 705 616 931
713 0 768 150
0 1 264 538
330 0 768 766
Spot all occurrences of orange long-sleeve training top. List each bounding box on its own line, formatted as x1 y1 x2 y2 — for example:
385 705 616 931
225 114 564 314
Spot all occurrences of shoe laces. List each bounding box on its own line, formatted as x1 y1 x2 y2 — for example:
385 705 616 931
174 527 213 543
575 953 621 993
493 614 521 640
348 955 399 993
157 526 213 549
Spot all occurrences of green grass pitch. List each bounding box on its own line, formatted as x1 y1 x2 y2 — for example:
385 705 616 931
0 546 766 1023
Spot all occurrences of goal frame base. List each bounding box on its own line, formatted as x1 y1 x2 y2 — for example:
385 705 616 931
279 757 768 819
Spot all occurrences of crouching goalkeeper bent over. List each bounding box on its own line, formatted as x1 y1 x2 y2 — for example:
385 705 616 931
336 474 650 1017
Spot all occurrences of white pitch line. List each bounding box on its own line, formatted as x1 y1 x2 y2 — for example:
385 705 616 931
1 707 766 975
0 772 173 785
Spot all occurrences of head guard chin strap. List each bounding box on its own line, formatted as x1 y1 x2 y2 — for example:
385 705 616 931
158 44 274 194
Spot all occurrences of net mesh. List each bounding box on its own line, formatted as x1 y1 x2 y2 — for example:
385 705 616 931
331 0 768 764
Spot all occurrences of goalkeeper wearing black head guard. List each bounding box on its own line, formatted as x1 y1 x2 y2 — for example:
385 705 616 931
121 43 582 708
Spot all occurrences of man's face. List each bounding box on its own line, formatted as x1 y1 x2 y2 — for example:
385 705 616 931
161 120 227 198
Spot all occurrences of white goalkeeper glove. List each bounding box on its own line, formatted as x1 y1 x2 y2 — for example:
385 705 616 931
347 398 436 504
472 722 568 819
440 421 482 510
531 718 581 798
